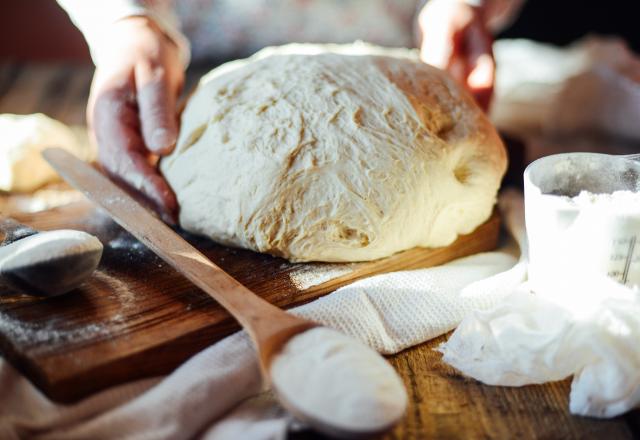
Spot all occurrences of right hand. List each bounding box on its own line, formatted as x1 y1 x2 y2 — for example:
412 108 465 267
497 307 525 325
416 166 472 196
417 0 495 111
88 16 184 223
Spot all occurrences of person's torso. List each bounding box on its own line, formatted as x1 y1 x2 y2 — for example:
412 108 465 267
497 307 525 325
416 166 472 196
174 0 422 62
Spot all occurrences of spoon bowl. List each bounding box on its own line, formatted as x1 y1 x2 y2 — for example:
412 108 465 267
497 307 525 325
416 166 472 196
268 326 408 439
0 229 103 296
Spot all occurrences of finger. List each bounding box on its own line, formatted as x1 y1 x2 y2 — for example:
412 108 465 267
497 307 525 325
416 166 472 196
417 0 468 69
463 20 495 111
92 78 178 223
444 15 470 84
105 151 179 225
135 61 179 155
467 53 494 111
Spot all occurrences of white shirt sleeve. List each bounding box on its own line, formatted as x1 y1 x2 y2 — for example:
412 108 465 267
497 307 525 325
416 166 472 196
57 0 190 67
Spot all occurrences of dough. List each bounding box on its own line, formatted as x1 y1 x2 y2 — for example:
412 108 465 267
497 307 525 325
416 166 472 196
0 113 94 192
161 43 507 262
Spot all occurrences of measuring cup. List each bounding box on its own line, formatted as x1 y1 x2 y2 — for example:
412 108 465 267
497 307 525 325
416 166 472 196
524 152 640 291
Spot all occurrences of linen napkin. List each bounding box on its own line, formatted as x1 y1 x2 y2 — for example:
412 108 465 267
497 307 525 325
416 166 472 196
439 253 640 419
0 191 527 440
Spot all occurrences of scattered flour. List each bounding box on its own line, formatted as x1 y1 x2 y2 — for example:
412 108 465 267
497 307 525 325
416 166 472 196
287 263 354 290
270 327 407 434
0 312 107 347
93 270 136 311
107 236 148 256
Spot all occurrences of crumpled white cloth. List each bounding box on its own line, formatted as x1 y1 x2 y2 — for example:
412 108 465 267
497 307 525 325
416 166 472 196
440 263 640 418
491 36 640 144
0 191 527 440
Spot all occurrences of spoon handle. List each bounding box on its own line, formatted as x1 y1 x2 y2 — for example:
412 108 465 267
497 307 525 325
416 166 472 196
42 148 314 364
0 218 38 247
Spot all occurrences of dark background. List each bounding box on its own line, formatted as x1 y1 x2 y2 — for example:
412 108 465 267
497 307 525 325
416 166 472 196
499 0 640 51
0 0 638 63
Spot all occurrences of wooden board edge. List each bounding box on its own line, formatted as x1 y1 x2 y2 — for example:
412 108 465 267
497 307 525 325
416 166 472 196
31 210 500 403
294 209 501 303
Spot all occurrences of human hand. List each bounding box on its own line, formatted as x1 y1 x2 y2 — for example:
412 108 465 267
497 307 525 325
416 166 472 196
417 0 495 111
88 16 184 223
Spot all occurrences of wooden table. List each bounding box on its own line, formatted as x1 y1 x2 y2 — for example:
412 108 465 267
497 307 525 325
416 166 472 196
1 63 639 439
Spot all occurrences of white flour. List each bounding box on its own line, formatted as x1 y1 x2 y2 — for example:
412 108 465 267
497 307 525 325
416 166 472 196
269 327 407 434
566 190 640 210
287 262 354 290
0 312 107 348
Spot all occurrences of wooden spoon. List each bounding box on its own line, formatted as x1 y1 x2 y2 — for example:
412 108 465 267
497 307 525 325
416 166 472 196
0 217 103 296
43 147 406 438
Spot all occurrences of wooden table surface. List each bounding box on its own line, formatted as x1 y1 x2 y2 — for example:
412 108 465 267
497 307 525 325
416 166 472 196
1 62 639 439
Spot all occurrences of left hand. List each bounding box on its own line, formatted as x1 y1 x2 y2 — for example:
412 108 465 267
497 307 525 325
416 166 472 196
87 17 184 224
417 0 495 111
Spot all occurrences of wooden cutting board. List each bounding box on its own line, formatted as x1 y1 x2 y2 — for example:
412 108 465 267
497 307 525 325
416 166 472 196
0 196 500 403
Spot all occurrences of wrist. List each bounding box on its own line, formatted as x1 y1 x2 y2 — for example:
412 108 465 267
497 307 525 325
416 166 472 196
96 15 190 69
116 16 180 54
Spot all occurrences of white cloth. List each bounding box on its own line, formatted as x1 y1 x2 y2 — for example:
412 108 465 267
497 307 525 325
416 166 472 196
439 257 640 418
0 191 527 439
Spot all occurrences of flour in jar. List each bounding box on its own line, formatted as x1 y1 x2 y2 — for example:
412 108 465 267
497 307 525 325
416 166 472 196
542 189 640 288
565 190 640 210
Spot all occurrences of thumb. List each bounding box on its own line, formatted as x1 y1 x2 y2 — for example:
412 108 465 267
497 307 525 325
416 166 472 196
467 53 494 111
136 62 179 155
463 17 495 111
467 53 494 90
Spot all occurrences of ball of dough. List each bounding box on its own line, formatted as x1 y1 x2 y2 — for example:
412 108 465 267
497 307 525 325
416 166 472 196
161 43 507 262
0 113 94 193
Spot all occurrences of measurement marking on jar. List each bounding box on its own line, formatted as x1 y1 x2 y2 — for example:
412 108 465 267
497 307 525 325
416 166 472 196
622 236 636 285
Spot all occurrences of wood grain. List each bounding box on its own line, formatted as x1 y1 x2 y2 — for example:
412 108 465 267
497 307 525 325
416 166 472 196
386 336 636 440
0 194 500 402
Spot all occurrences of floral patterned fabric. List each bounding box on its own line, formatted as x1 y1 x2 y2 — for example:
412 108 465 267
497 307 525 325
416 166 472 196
174 0 422 62
59 0 524 65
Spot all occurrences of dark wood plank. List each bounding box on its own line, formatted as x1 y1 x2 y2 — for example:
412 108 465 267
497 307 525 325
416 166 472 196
0 198 500 402
625 410 640 438
0 63 64 115
36 65 93 126
0 63 23 100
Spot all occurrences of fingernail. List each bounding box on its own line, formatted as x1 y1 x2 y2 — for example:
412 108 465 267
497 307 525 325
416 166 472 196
150 128 177 153
468 55 494 89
